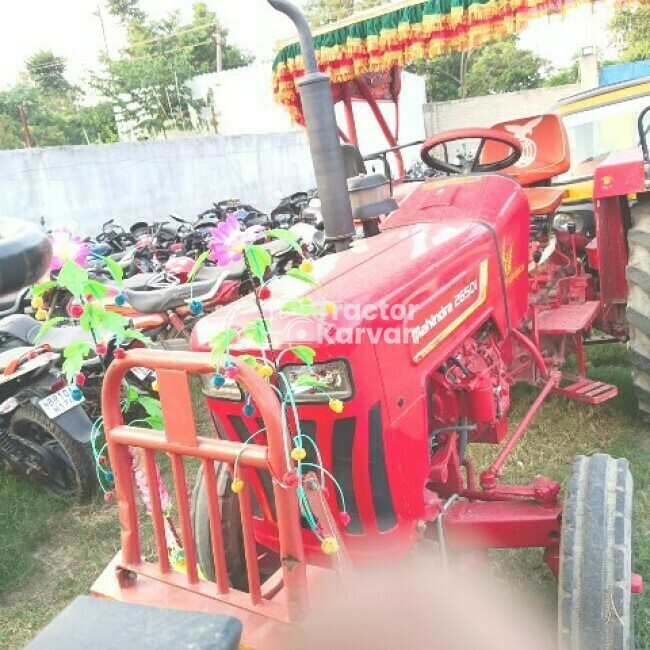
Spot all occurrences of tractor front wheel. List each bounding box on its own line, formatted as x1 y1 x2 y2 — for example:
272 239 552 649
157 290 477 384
191 462 280 591
627 197 650 418
558 454 634 649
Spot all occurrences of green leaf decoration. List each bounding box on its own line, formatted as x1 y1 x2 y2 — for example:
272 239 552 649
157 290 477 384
210 328 238 362
99 255 124 286
293 374 328 389
32 280 57 297
35 317 65 343
63 341 91 360
188 250 210 281
287 268 318 287
80 303 104 331
244 244 272 280
57 261 89 298
290 345 316 365
100 311 128 339
144 416 164 431
138 397 163 420
239 354 257 366
266 228 302 253
241 318 266 346
282 297 321 316
84 280 108 301
123 329 152 346
125 385 141 410
62 341 91 381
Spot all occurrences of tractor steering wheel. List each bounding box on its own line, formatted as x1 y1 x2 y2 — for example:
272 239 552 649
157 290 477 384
420 128 522 175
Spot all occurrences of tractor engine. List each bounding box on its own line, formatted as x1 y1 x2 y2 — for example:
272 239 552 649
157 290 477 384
430 324 511 450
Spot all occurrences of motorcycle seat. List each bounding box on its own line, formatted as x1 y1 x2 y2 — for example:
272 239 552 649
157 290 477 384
0 315 95 353
123 279 216 314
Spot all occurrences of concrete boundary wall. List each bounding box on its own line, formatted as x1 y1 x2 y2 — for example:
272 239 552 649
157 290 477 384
423 84 581 136
0 132 315 234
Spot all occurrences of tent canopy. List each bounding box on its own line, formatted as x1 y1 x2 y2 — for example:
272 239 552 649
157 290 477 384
272 0 595 123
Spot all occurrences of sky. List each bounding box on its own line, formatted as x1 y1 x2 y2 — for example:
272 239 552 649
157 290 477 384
0 0 616 92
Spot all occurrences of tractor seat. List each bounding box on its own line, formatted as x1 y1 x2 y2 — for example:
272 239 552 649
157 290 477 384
0 314 95 353
523 187 566 216
482 114 570 186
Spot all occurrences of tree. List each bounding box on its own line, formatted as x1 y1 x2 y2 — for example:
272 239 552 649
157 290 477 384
0 52 118 151
303 0 388 27
407 39 549 102
106 0 145 24
93 2 253 139
545 61 579 87
609 2 650 63
26 51 75 97
408 51 475 101
465 41 548 96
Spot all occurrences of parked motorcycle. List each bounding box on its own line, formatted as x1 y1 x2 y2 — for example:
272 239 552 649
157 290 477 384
0 323 96 502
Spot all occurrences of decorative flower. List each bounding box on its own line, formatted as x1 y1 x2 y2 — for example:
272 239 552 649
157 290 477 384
130 447 170 513
329 399 344 414
300 260 313 274
49 229 90 271
282 471 300 488
208 215 263 266
321 537 339 555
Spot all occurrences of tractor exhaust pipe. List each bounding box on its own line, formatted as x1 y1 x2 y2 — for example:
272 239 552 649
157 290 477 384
266 0 355 251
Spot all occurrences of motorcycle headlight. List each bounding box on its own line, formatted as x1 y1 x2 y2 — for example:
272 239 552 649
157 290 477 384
553 212 585 233
280 360 354 404
200 372 243 401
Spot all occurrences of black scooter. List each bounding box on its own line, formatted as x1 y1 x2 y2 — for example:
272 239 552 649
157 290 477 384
0 315 96 502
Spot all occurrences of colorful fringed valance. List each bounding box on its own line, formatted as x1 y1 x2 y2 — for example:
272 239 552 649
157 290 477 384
272 0 596 123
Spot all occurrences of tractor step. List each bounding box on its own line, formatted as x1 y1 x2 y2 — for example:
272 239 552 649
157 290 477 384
552 374 618 404
537 301 600 335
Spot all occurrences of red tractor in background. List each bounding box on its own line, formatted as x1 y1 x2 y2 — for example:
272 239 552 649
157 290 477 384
84 2 649 649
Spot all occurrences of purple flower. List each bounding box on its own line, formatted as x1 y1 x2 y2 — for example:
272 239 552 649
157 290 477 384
50 229 90 271
208 214 264 266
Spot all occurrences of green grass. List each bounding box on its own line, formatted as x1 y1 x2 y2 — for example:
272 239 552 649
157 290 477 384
0 348 647 648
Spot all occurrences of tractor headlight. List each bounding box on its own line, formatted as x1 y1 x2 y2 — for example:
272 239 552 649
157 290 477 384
200 372 243 401
280 360 354 403
553 212 585 233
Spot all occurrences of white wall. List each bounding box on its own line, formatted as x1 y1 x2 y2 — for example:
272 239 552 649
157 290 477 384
423 84 581 136
191 66 427 168
0 133 315 234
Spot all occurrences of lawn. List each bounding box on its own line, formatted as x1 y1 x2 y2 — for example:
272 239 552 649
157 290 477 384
0 345 647 648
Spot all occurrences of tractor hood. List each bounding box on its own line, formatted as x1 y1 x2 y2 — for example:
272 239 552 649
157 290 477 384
193 221 484 355
192 174 529 359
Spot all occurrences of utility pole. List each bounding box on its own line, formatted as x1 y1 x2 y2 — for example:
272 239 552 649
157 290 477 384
18 105 33 148
214 26 223 73
94 4 109 56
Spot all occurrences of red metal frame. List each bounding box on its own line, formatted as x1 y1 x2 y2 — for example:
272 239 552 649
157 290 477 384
94 349 317 647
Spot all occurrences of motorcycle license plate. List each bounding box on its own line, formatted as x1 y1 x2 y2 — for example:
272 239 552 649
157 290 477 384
39 386 83 419
130 366 153 381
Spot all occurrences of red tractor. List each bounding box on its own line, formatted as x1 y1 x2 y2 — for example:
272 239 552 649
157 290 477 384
87 2 646 649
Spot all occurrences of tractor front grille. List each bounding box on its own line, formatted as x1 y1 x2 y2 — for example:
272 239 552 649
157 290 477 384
214 402 396 536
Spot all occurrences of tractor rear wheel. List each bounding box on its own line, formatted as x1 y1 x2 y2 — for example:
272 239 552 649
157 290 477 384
191 462 280 591
627 198 650 418
558 454 634 650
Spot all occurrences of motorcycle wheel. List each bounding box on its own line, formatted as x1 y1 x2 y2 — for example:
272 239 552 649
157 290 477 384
9 405 95 503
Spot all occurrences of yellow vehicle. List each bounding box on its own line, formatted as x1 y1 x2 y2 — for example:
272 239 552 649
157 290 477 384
551 76 650 234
